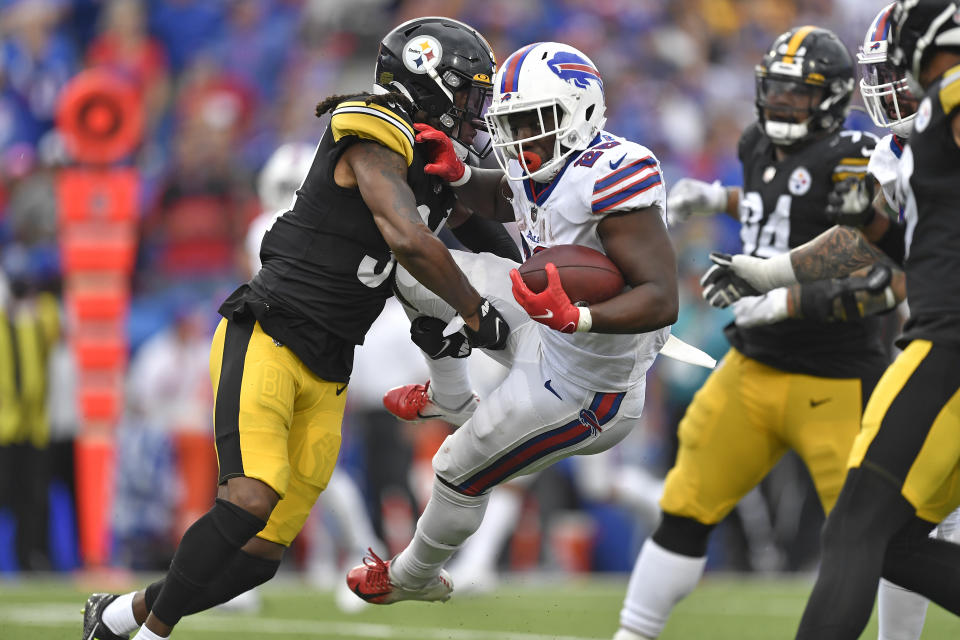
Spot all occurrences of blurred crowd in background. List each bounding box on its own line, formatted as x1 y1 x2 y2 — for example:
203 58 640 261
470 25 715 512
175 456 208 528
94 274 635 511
0 0 897 589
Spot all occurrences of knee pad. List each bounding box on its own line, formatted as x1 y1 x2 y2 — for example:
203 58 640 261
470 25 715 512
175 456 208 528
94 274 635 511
209 498 268 548
652 513 714 558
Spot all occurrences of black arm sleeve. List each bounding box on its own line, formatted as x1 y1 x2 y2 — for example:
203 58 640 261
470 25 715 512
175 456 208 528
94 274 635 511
450 213 521 263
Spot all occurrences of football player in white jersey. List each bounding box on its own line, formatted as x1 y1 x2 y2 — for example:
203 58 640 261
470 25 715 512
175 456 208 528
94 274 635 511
346 41 678 605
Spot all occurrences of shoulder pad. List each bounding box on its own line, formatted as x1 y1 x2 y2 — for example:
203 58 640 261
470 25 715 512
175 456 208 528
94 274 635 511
330 98 415 165
588 141 663 215
938 64 960 116
737 123 765 162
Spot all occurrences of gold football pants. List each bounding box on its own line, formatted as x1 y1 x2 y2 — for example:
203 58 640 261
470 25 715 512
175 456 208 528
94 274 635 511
209 318 347 546
849 339 960 524
661 348 866 524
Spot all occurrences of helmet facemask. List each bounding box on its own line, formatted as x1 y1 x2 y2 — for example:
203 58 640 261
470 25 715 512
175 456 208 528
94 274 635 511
486 98 576 182
756 77 827 145
859 60 918 136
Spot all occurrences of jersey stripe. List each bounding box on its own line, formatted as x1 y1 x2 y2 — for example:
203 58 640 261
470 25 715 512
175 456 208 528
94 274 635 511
838 157 870 166
331 102 415 165
592 171 662 214
452 391 625 496
782 25 817 64
500 43 538 93
938 64 960 115
593 156 657 192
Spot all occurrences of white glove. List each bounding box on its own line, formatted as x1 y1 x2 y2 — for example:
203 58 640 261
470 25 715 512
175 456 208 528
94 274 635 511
707 252 798 294
732 289 789 328
666 178 728 224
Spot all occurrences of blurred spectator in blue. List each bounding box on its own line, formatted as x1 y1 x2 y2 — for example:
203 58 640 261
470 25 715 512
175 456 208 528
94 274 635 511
147 0 225 74
0 0 77 149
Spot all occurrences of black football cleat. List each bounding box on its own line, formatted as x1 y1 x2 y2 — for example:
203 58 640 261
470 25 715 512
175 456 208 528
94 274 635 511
81 593 129 640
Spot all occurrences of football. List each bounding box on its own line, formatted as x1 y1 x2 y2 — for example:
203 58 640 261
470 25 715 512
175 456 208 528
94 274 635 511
517 244 625 305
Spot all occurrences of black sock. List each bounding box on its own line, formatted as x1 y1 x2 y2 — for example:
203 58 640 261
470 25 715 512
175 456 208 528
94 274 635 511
795 468 915 640
150 499 266 627
144 549 280 616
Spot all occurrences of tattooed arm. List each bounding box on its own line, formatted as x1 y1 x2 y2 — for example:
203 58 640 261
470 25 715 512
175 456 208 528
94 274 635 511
702 224 906 323
788 225 900 281
336 140 486 327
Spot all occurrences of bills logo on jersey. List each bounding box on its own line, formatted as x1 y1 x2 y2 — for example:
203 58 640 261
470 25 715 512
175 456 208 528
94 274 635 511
403 37 442 74
548 52 603 90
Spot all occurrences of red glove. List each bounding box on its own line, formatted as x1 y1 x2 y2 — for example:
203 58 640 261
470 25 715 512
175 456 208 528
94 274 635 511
510 263 590 334
413 123 469 184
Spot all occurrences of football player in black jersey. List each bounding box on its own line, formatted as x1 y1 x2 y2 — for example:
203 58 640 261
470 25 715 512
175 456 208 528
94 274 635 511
614 26 906 640
791 2 960 637
81 17 516 640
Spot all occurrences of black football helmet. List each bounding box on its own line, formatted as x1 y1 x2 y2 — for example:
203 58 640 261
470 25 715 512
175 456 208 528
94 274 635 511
889 0 960 91
755 26 855 146
375 16 496 157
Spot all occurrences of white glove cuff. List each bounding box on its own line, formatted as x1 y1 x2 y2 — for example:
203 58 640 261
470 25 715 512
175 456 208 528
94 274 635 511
449 162 472 187
734 253 798 292
705 180 728 211
576 306 593 332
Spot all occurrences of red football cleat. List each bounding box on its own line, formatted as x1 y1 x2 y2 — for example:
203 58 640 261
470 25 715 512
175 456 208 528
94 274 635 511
345 548 453 605
382 381 479 426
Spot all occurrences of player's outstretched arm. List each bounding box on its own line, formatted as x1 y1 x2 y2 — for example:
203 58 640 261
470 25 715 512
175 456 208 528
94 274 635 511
666 178 740 224
591 205 679 333
342 141 506 345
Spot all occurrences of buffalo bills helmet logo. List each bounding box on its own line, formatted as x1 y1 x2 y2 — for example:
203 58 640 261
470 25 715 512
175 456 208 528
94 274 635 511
547 52 603 90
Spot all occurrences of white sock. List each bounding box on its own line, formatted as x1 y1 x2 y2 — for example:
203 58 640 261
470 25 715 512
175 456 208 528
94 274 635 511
877 578 929 640
391 481 488 588
425 358 474 409
102 592 138 635
133 625 168 640
322 469 383 554
618 538 707 638
612 467 664 530
449 487 523 574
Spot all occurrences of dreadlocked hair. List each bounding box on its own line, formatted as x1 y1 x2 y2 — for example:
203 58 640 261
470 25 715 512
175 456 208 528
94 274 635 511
315 91 414 118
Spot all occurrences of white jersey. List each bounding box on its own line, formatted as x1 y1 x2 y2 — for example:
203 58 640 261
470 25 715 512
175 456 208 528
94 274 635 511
503 131 670 391
869 133 907 213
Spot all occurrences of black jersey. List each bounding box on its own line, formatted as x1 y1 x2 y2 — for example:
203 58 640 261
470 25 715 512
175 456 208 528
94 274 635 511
898 64 960 347
724 123 892 378
219 95 455 382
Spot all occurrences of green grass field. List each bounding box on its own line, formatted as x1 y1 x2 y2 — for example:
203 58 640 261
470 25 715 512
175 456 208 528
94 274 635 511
1 573 957 639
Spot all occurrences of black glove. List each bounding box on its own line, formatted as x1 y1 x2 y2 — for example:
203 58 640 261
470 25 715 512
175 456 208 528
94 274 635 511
410 316 472 359
826 176 876 227
463 298 509 350
800 263 893 321
700 253 761 308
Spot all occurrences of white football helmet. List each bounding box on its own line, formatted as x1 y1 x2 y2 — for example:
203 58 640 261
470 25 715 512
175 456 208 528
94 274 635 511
485 42 606 182
858 3 918 137
257 142 315 212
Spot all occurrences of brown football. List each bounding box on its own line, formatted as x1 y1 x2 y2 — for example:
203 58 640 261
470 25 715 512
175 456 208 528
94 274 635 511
517 244 625 305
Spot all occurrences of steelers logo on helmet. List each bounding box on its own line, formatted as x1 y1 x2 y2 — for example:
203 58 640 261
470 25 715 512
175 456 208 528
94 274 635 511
403 36 443 75
375 17 496 159
755 25 854 147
